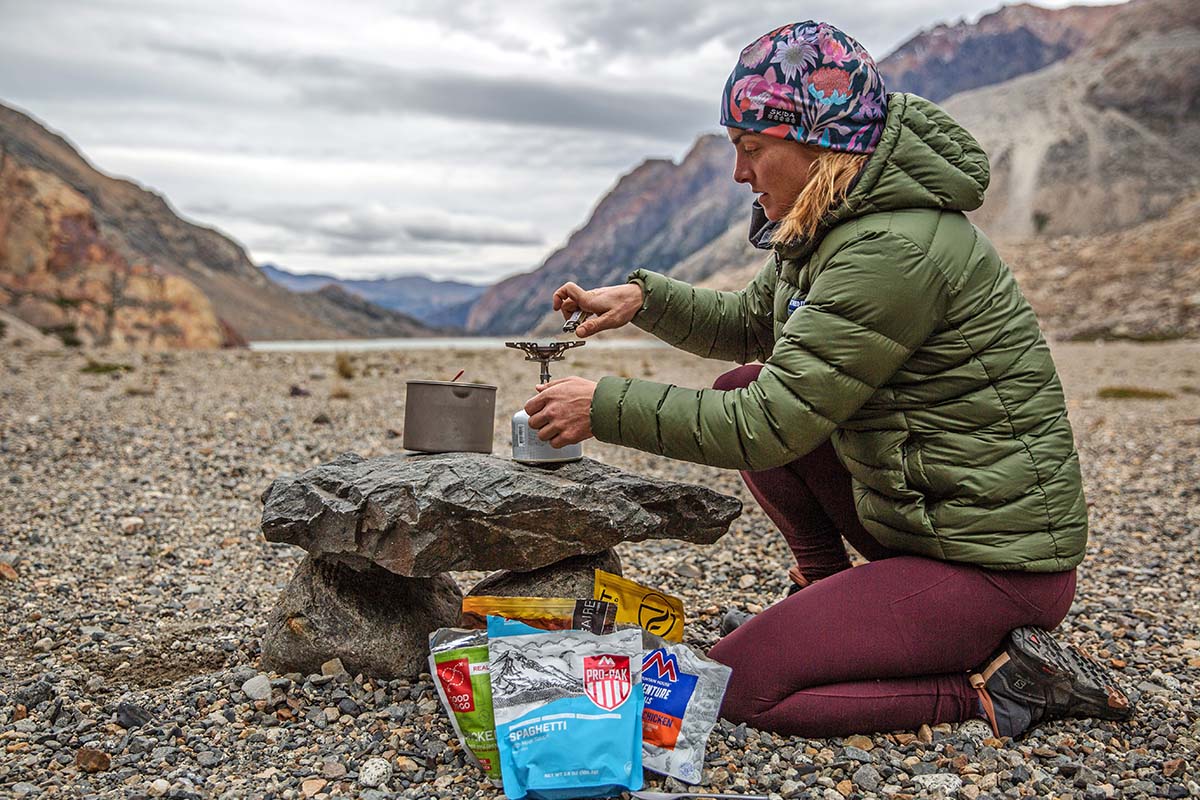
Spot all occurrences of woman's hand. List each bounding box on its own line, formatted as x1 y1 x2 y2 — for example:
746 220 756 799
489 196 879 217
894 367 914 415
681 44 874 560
523 376 596 447
553 281 644 338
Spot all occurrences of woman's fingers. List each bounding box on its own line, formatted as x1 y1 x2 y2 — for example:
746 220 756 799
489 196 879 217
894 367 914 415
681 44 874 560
553 282 587 316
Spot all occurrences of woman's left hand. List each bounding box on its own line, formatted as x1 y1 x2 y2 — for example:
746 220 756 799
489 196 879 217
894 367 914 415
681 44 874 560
523 376 596 447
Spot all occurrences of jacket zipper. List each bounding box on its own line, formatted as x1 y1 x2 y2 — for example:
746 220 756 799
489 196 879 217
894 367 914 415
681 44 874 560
773 249 782 276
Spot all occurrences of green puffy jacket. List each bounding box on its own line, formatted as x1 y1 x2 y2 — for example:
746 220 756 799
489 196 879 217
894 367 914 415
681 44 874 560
591 93 1087 572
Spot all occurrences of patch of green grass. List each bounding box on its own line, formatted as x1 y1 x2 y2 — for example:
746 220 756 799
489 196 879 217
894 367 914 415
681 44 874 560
1097 386 1176 400
80 359 134 375
1069 329 1191 343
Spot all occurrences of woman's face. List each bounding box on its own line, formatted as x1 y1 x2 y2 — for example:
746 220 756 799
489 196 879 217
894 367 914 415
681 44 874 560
728 128 818 221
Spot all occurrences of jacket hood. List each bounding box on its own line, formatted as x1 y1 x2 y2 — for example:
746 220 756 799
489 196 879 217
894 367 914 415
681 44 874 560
750 93 991 256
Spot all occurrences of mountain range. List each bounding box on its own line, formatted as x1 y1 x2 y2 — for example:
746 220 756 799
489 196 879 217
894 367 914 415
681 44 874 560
260 264 485 329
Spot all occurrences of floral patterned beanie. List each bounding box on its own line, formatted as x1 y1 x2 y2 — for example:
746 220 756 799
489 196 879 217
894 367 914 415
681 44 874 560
721 21 887 153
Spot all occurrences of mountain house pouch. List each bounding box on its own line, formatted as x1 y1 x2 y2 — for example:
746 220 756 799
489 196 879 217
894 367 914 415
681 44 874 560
428 628 502 786
488 615 644 800
461 596 616 634
639 632 732 784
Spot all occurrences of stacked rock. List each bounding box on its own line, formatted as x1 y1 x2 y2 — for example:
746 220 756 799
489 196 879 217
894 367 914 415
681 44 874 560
259 452 742 678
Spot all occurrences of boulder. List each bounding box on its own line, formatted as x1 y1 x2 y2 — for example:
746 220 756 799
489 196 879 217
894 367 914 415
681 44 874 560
260 452 741 576
467 549 622 601
261 555 462 679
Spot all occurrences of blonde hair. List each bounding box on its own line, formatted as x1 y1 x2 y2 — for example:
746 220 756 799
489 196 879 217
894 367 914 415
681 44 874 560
770 146 869 246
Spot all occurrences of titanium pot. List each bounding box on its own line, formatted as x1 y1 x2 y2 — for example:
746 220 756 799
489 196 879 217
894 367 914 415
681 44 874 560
403 380 497 454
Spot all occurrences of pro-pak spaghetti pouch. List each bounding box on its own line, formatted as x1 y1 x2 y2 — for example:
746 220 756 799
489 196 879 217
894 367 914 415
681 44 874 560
639 632 732 784
488 615 644 800
461 596 616 634
428 628 501 786
594 570 685 642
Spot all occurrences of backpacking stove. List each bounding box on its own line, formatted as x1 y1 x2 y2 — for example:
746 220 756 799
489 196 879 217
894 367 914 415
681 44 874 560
505 340 586 463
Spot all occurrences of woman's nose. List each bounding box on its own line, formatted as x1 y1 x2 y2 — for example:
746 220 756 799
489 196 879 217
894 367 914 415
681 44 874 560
732 153 752 185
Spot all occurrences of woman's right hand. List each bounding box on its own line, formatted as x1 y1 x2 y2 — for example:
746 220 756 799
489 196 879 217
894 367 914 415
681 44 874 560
552 281 644 338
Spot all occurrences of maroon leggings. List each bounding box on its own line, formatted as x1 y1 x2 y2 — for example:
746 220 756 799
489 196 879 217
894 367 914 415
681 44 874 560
707 365 1077 737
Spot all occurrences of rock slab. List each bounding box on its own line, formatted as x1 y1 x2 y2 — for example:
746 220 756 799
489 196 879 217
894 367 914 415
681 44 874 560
261 555 462 679
260 452 742 576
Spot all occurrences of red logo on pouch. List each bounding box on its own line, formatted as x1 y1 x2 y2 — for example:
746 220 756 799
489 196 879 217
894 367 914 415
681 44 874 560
436 657 475 712
583 654 631 711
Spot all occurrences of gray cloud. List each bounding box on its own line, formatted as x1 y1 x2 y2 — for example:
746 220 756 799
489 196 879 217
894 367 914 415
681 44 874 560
192 202 545 258
148 43 713 139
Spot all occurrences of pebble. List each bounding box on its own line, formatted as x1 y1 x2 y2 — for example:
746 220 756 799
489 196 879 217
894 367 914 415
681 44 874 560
321 657 348 676
147 778 170 797
358 757 393 788
241 674 272 701
913 773 963 794
75 746 111 773
120 516 145 534
116 700 154 729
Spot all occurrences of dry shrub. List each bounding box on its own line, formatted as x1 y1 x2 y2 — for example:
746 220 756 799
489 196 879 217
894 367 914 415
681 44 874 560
334 352 355 380
330 384 352 400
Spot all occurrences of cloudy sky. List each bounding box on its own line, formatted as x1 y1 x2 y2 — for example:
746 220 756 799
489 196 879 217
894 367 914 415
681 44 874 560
0 0 1119 285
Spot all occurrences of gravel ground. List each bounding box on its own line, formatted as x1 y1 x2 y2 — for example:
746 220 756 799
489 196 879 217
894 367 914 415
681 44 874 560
1 340 1198 799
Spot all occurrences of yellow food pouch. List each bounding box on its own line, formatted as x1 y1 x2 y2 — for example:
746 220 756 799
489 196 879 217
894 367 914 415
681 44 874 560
594 569 684 642
459 596 616 633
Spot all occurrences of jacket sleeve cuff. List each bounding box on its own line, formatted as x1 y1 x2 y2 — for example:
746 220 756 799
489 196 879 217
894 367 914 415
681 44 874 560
590 375 631 445
625 269 672 333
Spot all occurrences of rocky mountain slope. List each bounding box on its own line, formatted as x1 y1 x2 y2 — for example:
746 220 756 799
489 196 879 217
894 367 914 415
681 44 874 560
0 103 437 346
464 135 751 335
261 264 485 329
944 0 1200 238
879 2 1122 102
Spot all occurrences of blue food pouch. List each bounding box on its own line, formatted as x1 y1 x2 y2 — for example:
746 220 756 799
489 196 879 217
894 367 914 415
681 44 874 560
487 615 644 800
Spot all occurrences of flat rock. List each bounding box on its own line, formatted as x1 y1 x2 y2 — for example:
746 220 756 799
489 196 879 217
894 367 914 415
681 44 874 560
467 549 622 600
260 452 742 575
262 555 462 679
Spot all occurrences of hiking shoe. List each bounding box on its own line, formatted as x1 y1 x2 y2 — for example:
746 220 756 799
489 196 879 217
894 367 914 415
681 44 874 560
719 609 755 636
970 626 1133 739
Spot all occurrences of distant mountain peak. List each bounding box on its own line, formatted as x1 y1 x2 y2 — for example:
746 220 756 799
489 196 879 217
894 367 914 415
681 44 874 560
878 1 1124 102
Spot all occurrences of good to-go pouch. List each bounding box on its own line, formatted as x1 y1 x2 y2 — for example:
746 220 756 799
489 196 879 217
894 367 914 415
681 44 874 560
428 628 501 786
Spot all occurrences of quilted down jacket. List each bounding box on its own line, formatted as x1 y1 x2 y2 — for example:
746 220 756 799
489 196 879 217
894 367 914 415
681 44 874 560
590 93 1087 572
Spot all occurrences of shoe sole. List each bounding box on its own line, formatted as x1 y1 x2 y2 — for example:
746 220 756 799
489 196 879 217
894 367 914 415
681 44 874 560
1007 626 1133 721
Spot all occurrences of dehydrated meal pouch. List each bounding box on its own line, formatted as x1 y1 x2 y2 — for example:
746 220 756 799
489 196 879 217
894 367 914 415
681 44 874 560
428 628 501 786
594 569 685 642
639 632 732 784
460 596 616 634
488 615 644 800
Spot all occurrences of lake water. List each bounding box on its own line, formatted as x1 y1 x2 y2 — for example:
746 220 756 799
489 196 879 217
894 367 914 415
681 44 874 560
248 337 669 352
